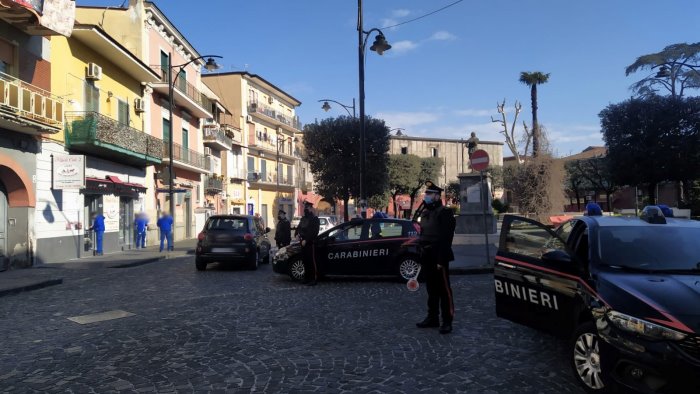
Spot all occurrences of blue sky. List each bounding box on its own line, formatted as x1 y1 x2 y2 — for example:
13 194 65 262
81 0 700 157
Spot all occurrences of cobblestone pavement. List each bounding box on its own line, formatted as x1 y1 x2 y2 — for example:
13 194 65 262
0 258 584 393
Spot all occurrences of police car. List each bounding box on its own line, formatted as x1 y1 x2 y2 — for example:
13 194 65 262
272 217 422 280
495 206 700 393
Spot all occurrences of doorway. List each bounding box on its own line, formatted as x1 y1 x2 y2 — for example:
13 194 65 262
185 196 192 238
119 197 133 249
83 195 101 256
0 181 7 271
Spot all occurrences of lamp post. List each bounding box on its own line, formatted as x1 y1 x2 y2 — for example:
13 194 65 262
167 54 221 229
358 0 391 218
318 98 356 117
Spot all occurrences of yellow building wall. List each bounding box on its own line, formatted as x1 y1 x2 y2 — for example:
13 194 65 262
75 7 145 59
50 35 145 144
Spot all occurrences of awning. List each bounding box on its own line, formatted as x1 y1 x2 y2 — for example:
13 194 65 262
82 176 146 197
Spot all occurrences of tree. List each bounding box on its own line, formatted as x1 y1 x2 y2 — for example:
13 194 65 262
519 71 550 157
485 165 504 197
446 181 460 206
408 157 443 217
387 154 421 217
303 116 390 221
626 42 700 98
600 96 700 204
491 99 531 163
368 192 390 213
506 156 554 221
564 160 591 211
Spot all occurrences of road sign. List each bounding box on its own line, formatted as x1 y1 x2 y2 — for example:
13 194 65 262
470 149 490 172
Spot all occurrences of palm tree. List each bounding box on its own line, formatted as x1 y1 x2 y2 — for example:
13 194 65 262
519 71 550 157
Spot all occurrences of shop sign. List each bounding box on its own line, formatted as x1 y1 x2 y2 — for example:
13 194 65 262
52 154 85 189
103 194 120 232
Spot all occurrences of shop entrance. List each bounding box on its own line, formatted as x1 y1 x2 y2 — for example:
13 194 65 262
119 197 133 248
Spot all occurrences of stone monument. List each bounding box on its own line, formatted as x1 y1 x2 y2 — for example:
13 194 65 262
455 172 497 234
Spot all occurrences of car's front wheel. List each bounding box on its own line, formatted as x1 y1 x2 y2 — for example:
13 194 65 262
398 255 421 280
571 322 615 393
195 258 207 271
289 258 305 281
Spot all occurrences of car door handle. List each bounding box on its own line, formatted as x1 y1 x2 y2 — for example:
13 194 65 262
496 261 516 269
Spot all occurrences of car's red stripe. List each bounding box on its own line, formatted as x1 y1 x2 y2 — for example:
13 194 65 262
340 237 415 246
613 284 695 334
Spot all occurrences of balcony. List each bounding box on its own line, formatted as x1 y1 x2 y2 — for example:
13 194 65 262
204 176 223 193
229 168 246 181
0 71 64 134
247 130 297 160
0 0 75 36
65 112 163 167
203 126 232 151
152 69 213 118
163 142 208 174
250 171 294 188
248 101 302 131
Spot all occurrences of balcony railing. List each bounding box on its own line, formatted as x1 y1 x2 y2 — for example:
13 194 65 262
248 101 302 131
247 130 296 157
203 127 232 150
65 111 163 166
164 142 207 170
205 176 224 192
159 68 212 113
0 70 64 133
229 168 246 180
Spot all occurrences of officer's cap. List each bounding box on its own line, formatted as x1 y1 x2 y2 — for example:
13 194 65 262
424 180 443 194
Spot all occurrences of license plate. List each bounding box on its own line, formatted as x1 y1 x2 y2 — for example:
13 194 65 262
211 247 236 253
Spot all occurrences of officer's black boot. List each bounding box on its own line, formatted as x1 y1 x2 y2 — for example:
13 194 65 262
439 321 452 334
416 316 440 328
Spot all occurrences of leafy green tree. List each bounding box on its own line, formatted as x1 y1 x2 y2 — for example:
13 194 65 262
519 71 550 157
600 96 700 204
408 157 443 217
387 154 421 217
626 42 700 98
303 116 390 221
564 160 592 211
368 192 390 213
446 181 460 206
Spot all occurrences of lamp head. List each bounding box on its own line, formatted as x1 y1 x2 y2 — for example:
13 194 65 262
370 34 391 55
321 101 331 112
204 57 221 71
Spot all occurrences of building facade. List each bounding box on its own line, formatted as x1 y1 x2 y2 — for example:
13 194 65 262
203 72 302 229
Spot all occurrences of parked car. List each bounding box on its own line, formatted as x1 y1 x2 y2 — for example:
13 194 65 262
494 206 700 393
195 215 271 271
273 217 422 281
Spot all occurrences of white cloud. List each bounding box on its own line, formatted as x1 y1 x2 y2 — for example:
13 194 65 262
453 108 493 117
374 111 440 128
389 40 419 54
380 18 399 29
392 9 411 18
430 31 457 41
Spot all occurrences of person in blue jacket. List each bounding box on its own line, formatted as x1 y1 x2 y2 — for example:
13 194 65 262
134 212 149 248
89 212 106 255
157 211 174 252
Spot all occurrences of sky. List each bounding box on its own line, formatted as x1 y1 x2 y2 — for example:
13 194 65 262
80 0 700 157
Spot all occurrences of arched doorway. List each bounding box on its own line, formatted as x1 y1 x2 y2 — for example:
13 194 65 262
0 181 7 271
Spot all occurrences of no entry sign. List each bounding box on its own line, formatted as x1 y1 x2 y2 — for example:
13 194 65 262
470 149 490 172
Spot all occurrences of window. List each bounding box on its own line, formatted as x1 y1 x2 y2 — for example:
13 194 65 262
260 159 267 180
328 223 365 241
431 147 438 157
0 39 15 75
162 118 171 142
160 51 169 74
206 217 248 231
177 69 186 92
401 147 408 154
287 165 293 185
504 219 565 258
182 128 189 160
117 99 129 126
84 81 99 112
247 156 255 173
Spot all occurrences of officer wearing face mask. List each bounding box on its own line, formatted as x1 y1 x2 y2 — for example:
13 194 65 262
415 181 456 334
275 209 292 248
296 201 320 286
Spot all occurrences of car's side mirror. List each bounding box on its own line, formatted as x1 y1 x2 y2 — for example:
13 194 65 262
265 227 271 234
542 249 571 264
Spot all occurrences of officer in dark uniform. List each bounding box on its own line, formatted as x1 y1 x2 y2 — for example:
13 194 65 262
415 181 457 334
275 209 292 248
296 201 320 286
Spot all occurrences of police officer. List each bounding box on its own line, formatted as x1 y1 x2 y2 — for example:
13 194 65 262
275 209 292 248
416 181 457 334
296 201 320 286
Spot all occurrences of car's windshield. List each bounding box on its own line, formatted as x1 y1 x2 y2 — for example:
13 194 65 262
206 218 248 232
598 226 700 271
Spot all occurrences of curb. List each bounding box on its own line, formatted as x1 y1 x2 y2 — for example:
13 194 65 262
109 256 165 269
0 278 63 298
449 267 493 275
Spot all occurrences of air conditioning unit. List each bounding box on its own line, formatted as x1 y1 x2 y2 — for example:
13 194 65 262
246 115 253 123
204 147 212 155
86 63 102 80
267 96 274 104
134 98 145 113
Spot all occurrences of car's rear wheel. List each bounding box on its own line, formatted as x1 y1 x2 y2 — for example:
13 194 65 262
247 251 259 270
289 258 305 281
398 255 421 280
195 258 207 271
571 322 615 393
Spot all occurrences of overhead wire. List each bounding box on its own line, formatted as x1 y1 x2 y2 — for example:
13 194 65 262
381 0 465 30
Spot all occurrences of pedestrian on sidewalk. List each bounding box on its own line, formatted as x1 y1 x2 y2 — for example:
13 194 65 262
275 209 291 248
415 181 457 334
157 211 174 252
88 213 105 255
296 201 320 286
135 212 148 248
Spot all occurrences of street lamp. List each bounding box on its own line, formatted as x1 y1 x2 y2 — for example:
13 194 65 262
318 98 356 117
358 0 391 218
167 54 221 228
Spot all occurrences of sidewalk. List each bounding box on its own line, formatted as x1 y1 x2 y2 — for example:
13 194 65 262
0 239 197 297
